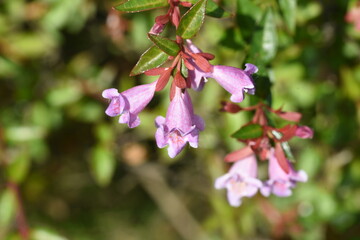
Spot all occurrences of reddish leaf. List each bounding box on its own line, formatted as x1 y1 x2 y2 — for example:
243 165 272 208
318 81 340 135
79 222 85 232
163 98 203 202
276 125 297 142
271 107 302 122
171 6 180 27
198 52 215 60
180 1 193 7
224 146 254 162
170 82 176 100
144 67 166 76
174 71 187 88
275 143 290 173
277 111 302 122
220 101 241 113
183 59 195 70
181 51 191 59
155 68 172 91
192 54 213 72
155 14 169 24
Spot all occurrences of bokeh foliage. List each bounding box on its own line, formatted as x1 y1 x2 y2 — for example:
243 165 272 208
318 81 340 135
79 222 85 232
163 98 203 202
0 0 360 239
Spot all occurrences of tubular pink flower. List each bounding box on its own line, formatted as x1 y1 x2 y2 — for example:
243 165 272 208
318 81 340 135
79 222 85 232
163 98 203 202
261 149 308 197
211 64 257 102
102 81 157 128
215 154 262 207
185 40 257 101
155 88 204 158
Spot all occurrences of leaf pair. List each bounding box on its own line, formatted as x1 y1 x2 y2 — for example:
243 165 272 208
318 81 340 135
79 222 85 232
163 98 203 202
115 0 230 18
130 0 210 75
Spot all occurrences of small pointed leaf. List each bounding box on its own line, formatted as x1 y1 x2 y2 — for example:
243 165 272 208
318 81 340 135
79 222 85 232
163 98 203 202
177 0 207 39
278 0 297 34
260 9 277 62
148 34 180 56
0 189 16 231
6 152 30 183
249 9 277 63
130 45 169 76
90 146 116 187
186 0 230 18
115 0 168 12
275 143 290 173
231 124 263 140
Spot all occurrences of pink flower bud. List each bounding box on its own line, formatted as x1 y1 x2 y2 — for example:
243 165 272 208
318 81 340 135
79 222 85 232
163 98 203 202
295 126 313 139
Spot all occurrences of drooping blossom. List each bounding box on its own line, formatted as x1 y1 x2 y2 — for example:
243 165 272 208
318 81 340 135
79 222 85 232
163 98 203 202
185 40 257 102
155 87 204 158
211 63 257 102
102 81 157 128
261 149 308 197
215 154 263 207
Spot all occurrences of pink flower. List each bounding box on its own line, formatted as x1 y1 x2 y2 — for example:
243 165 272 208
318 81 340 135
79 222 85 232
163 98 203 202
215 154 262 207
211 63 257 102
185 40 257 102
261 149 307 197
102 81 157 128
155 88 204 158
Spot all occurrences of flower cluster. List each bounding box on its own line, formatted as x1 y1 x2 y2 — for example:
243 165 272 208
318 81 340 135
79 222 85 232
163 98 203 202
102 0 258 158
103 0 313 207
215 102 313 207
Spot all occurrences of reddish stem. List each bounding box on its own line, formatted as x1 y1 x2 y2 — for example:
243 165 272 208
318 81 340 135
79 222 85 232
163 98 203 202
7 182 30 240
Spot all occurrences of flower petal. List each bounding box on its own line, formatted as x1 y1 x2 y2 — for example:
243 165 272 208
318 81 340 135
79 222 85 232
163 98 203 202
102 88 120 99
211 65 255 103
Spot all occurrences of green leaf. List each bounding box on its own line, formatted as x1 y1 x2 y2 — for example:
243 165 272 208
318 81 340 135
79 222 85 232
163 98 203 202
130 45 169 76
6 152 30 183
115 0 168 12
237 0 262 21
186 0 230 18
90 146 116 187
278 0 297 34
31 228 68 240
181 59 188 78
148 34 180 56
177 0 207 39
0 189 16 234
231 124 263 140
249 9 277 63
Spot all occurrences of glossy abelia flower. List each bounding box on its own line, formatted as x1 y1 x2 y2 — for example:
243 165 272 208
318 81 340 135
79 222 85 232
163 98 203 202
211 63 257 102
185 41 257 102
261 149 308 197
215 154 262 207
155 88 204 158
102 81 157 128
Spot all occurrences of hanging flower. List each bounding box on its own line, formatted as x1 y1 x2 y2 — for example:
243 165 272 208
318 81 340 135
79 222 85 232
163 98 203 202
211 63 257 102
155 87 204 158
102 81 157 128
261 149 308 197
185 40 257 102
215 154 262 207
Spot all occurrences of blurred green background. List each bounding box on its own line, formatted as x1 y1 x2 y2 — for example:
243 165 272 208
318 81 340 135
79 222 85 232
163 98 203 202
1 0 360 239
